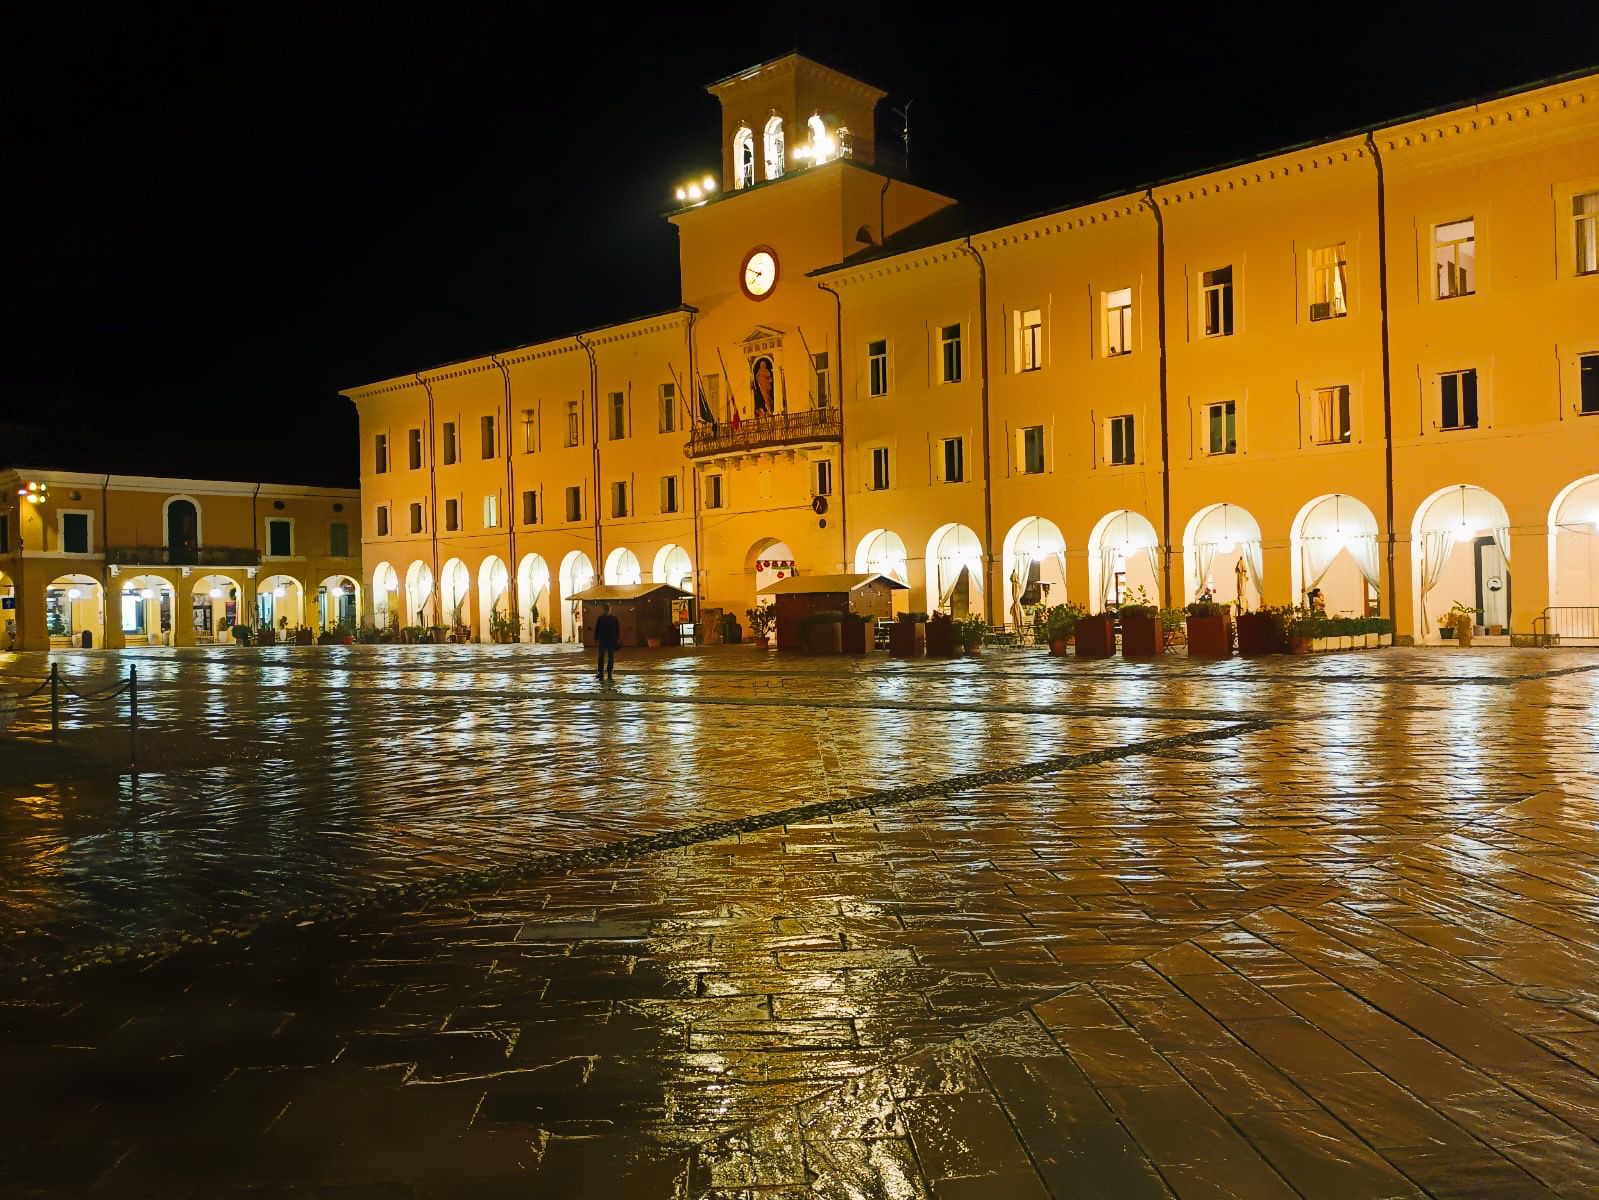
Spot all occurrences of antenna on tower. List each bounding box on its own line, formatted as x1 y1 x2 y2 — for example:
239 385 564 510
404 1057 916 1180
891 100 912 175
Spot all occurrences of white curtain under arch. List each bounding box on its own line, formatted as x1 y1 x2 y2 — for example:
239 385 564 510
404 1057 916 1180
1419 530 1457 631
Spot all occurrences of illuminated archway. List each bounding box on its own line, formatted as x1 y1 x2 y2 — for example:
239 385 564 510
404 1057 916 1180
372 561 400 630
746 537 796 608
925 523 983 617
45 573 104 647
439 558 471 633
516 553 551 641
256 574 305 633
763 114 785 180
191 574 241 644
1289 494 1381 616
1086 510 1159 612
317 575 360 633
604 547 642 586
733 125 755 189
477 556 510 643
117 574 176 646
652 544 693 592
1000 517 1066 629
558 550 595 642
854 528 908 584
1548 474 1599 640
1411 484 1512 640
0 570 14 649
1180 503 1264 608
404 560 434 626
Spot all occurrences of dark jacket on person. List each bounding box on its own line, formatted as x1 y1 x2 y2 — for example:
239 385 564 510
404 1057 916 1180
594 613 621 649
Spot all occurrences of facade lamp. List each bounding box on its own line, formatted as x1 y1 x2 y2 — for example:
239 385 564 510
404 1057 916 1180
141 588 154 600
274 585 286 598
18 480 48 504
674 175 717 205
209 588 222 599
67 588 81 600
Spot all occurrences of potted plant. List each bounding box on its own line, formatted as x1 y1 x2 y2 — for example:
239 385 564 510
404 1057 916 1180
1184 599 1231 659
255 622 276 646
231 623 254 646
1074 610 1116 659
840 612 872 654
889 611 927 658
1116 587 1162 658
745 605 775 649
1042 602 1086 655
801 610 844 655
1447 601 1477 647
489 610 521 644
955 617 989 654
1237 607 1290 656
924 612 958 658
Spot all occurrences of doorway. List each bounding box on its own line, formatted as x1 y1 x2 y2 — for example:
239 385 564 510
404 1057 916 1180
1474 536 1510 630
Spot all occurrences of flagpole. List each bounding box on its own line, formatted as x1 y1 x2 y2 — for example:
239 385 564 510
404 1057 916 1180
715 347 740 426
796 326 816 406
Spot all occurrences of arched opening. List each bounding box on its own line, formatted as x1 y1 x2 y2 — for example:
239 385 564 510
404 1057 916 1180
1001 517 1067 630
854 528 909 583
164 496 200 565
257 574 305 634
517 553 551 642
733 125 755 189
925 523 984 618
558 550 595 642
1087 511 1160 612
746 538 796 610
604 547 642 585
652 544 693 592
117 574 176 646
1290 494 1381 616
1180 503 1264 609
439 557 471 635
404 561 435 626
1549 474 1599 641
46 574 104 647
317 575 359 632
372 561 400 631
1 571 15 650
763 114 785 181
477 556 510 643
191 574 241 644
1412 484 1512 641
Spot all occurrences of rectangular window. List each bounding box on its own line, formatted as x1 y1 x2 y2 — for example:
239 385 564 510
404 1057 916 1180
444 498 460 531
565 486 583 522
374 433 389 474
1108 415 1136 466
61 512 90 554
813 459 833 496
408 428 422 470
565 400 580 447
704 474 724 509
1434 218 1476 299
376 505 390 537
522 410 538 453
1016 309 1043 371
659 383 677 433
1581 353 1599 415
329 522 350 557
409 502 423 534
941 323 963 383
608 392 626 440
660 475 679 513
480 414 496 458
442 421 458 465
267 518 292 557
868 340 889 397
1309 244 1349 320
1440 369 1479 430
941 437 965 483
1314 386 1352 445
1576 193 1598 276
522 490 540 525
870 446 891 491
483 494 499 528
813 351 831 406
1202 266 1234 337
1104 290 1132 357
611 481 628 518
1020 426 1045 474
1207 401 1238 454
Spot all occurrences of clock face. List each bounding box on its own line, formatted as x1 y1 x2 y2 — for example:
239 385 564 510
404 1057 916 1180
741 247 778 300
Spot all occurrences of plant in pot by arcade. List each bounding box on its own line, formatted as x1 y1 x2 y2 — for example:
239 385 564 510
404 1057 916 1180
955 617 990 654
801 610 844 655
889 611 927 658
489 610 522 644
924 612 960 658
1073 609 1116 659
840 611 872 654
1237 606 1290 656
1116 587 1163 659
231 624 254 646
744 605 774 649
1184 599 1232 659
1044 602 1086 655
1446 601 1478 646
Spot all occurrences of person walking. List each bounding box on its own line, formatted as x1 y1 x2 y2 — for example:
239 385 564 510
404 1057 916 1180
593 603 620 680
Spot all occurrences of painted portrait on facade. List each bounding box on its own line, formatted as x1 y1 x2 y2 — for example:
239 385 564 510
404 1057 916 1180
751 355 776 415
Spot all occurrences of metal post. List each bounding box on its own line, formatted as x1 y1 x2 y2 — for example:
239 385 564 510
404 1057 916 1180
50 663 59 743
129 665 139 766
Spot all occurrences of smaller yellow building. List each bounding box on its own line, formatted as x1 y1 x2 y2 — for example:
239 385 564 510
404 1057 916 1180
0 467 362 651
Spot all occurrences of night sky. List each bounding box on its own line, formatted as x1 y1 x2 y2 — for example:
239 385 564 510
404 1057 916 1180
9 6 1595 487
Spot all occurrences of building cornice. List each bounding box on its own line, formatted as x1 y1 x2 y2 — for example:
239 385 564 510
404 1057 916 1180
0 468 355 499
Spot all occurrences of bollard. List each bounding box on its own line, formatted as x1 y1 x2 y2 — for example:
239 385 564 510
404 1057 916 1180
129 664 139 766
50 663 59 744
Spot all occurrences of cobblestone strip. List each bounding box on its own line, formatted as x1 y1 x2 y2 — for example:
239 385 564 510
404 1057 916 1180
10 716 1275 986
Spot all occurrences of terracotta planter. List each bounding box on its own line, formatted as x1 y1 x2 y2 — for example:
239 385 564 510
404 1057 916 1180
256 628 275 646
645 637 664 649
1074 614 1115 659
295 630 314 646
1119 614 1163 659
1185 615 1232 659
924 617 958 659
1290 636 1311 655
752 636 770 650
889 620 924 658
841 615 869 655
805 621 843 655
1236 612 1285 657
1049 638 1070 656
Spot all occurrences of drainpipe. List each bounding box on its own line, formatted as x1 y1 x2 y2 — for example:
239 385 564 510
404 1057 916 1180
100 474 111 643
1365 132 1398 628
491 354 518 636
574 334 602 574
686 310 705 605
816 280 847 570
415 374 440 624
958 236 996 626
1143 189 1173 608
878 177 891 249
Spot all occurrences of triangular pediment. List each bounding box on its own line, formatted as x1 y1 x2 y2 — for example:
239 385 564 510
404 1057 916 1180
737 325 787 347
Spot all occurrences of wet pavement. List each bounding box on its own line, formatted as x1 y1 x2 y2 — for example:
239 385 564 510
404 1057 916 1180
2 644 1598 1197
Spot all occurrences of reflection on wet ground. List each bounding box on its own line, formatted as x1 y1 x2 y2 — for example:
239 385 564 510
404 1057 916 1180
2 645 1598 1197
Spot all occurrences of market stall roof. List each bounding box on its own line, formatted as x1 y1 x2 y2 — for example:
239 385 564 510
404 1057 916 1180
758 573 907 595
568 583 690 601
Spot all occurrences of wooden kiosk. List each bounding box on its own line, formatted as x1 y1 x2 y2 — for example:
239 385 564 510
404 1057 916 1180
757 573 905 652
570 582 690 647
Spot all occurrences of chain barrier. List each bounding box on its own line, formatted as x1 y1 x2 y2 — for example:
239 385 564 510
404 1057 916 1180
1 664 140 765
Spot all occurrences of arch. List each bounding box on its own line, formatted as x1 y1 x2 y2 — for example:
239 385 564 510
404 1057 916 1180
476 556 510 643
517 553 551 641
404 560 435 626
257 574 305 632
191 573 242 644
1289 494 1382 615
733 125 755 189
652 544 693 592
1000 517 1067 629
604 547 642 586
117 573 177 645
1086 510 1160 612
317 575 360 632
925 523 984 618
0 570 14 649
558 550 595 642
163 495 201 564
1548 474 1599 636
1411 484 1513 640
439 557 471 632
854 528 909 584
763 114 785 180
372 561 400 630
46 572 104 647
1180 502 1265 608
746 537 796 609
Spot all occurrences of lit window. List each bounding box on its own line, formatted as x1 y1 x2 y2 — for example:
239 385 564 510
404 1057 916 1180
869 446 891 491
481 415 496 458
1019 426 1045 475
1582 354 1599 415
409 503 423 534
611 481 628 518
444 499 459 531
764 114 785 180
565 400 580 447
609 392 626 440
813 352 830 407
1575 193 1598 275
1434 218 1475 299
941 437 964 483
659 383 677 433
1309 244 1348 320
867 340 889 397
1108 415 1135 465
374 433 389 474
1440 369 1478 430
1202 266 1233 337
1207 402 1237 455
408 428 422 470
734 126 755 189
565 486 583 522
1314 386 1352 445
442 421 458 465
376 505 390 537
1104 290 1132 356
813 459 833 496
704 474 724 509
941 324 962 383
1016 309 1043 371
522 410 537 453
522 490 540 524
483 495 499 529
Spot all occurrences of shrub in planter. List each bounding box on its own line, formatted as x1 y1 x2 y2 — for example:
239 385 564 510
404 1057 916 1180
1184 600 1232 659
1237 609 1289 656
255 626 276 646
1074 612 1116 659
840 612 872 654
801 610 844 655
924 612 958 658
744 606 775 649
489 610 522 644
1117 598 1163 659
889 612 927 657
955 617 989 653
1044 602 1086 655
